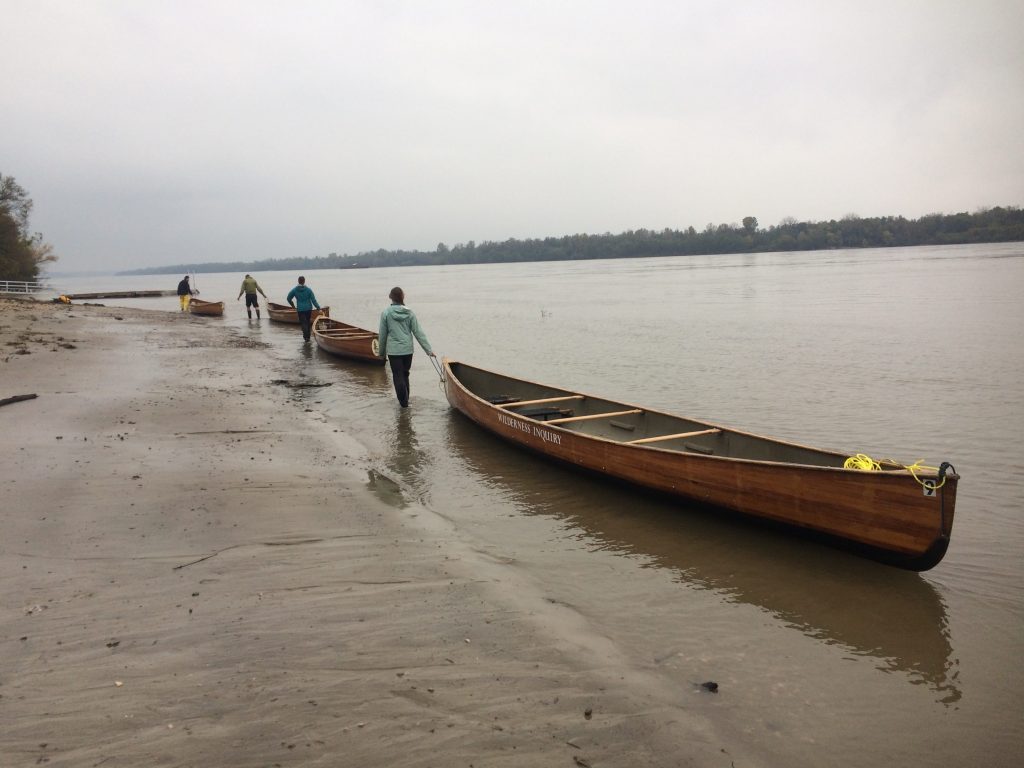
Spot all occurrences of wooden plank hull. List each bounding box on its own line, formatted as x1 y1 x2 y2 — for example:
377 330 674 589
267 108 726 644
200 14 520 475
312 316 385 365
188 299 224 316
266 302 330 324
442 359 959 570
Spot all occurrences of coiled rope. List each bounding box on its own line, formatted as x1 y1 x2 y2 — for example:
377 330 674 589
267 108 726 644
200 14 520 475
843 453 953 490
843 453 881 472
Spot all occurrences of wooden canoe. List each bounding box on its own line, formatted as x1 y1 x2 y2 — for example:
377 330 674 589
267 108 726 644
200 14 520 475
266 301 330 324
312 316 385 365
188 298 225 316
442 359 960 571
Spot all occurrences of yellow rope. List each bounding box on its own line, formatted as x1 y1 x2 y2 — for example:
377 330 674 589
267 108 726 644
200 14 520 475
843 453 947 489
899 459 947 489
843 453 881 471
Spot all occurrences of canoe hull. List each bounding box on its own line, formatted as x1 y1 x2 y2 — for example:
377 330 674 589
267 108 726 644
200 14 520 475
188 299 224 316
312 317 385 365
266 302 330 324
443 360 958 571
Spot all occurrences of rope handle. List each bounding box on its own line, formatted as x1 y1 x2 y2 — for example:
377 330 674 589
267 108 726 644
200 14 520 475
429 354 445 383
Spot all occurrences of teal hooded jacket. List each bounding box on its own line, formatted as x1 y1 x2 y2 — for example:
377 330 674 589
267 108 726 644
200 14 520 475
286 284 320 312
378 303 432 357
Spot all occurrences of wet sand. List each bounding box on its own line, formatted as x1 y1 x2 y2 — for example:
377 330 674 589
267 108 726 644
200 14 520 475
0 298 738 767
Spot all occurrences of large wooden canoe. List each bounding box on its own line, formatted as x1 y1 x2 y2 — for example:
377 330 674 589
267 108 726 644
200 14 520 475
442 359 960 571
312 316 385 365
188 298 224 316
266 301 330 324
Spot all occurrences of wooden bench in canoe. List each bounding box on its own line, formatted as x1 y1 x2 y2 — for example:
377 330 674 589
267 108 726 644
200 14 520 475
266 301 330 324
311 316 385 365
442 358 960 571
188 298 225 316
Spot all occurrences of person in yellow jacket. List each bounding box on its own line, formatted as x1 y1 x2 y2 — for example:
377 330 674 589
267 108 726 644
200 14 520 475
237 274 268 319
177 276 194 311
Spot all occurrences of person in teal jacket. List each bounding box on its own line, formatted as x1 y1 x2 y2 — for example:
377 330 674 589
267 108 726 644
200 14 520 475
286 276 321 341
378 286 435 408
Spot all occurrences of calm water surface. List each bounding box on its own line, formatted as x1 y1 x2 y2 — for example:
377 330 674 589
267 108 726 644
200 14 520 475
57 243 1024 766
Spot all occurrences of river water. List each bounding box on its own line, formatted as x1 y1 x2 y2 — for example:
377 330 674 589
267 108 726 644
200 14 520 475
55 242 1024 766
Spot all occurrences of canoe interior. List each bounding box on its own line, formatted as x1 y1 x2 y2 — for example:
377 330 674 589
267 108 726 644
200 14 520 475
313 317 374 334
447 361 876 469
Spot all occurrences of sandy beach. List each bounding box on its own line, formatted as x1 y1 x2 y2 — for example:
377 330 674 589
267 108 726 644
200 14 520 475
0 298 737 767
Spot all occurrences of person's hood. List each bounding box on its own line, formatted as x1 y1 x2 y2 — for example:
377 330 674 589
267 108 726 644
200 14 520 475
388 304 412 318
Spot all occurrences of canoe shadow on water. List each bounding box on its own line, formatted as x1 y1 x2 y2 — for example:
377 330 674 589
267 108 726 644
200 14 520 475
441 411 961 705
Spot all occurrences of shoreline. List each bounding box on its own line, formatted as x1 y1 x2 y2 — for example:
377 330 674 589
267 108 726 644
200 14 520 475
0 298 737 767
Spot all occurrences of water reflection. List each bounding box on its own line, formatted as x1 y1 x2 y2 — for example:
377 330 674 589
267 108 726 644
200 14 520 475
386 408 428 488
313 349 391 393
443 413 960 704
366 468 406 508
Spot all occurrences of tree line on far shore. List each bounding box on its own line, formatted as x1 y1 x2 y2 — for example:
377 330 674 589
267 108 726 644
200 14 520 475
124 205 1024 276
0 174 56 281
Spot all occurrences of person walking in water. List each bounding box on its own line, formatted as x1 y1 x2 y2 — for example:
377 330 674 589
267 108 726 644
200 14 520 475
378 286 435 408
286 276 321 341
237 274 268 319
176 275 194 312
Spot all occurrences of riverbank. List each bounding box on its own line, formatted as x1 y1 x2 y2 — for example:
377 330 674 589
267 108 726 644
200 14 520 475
0 298 738 767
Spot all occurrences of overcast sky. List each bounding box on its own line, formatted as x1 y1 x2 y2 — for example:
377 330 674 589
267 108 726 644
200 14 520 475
3 1 1022 273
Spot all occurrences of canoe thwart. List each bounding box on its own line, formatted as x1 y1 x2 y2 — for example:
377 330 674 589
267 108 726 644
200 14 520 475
497 395 585 409
545 408 643 425
628 428 721 445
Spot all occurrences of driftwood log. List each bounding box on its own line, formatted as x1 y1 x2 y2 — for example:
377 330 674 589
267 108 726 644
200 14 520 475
0 393 38 408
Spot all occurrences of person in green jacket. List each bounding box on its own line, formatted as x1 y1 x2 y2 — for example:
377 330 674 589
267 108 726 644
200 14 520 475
237 274 268 319
378 286 435 408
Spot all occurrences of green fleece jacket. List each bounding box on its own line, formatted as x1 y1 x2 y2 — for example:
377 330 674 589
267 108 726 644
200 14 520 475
238 276 267 298
378 303 432 357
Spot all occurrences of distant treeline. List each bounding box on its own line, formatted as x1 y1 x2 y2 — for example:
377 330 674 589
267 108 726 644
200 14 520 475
121 206 1024 275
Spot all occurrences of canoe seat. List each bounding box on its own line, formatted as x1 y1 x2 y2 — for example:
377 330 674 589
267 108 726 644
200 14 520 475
683 442 714 455
518 406 574 421
488 395 520 405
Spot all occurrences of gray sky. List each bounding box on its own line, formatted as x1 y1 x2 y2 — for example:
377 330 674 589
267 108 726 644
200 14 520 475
3 0 1022 273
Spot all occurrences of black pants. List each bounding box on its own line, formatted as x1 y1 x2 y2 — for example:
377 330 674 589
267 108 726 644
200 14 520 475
297 310 312 340
388 354 413 407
